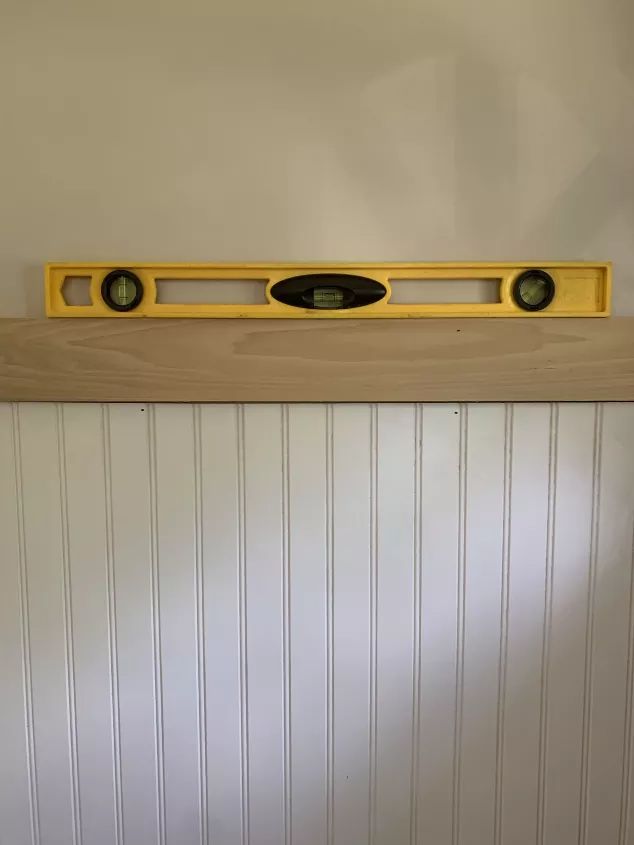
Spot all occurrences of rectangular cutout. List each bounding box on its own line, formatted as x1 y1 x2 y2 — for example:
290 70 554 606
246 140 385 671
61 276 92 306
388 278 501 304
156 278 268 305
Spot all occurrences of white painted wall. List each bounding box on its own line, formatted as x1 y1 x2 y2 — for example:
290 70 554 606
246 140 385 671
0 0 633 316
2 402 634 844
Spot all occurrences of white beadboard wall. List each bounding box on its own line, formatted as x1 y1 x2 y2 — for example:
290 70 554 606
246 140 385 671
2 402 634 845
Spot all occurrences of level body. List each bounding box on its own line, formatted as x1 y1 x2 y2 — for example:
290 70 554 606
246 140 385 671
46 262 611 318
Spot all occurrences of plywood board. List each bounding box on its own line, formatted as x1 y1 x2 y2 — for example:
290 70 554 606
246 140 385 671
1 318 633 401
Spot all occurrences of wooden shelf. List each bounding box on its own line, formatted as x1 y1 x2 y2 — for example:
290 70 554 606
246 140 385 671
1 317 633 402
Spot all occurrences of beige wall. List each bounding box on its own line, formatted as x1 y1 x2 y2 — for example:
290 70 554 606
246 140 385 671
1 0 633 316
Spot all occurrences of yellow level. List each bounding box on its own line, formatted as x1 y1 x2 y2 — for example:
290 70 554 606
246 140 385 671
45 262 611 318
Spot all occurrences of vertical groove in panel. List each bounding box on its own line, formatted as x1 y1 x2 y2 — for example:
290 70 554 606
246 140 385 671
152 405 201 842
107 404 158 845
579 403 603 845
619 519 634 845
536 403 559 844
281 404 292 845
452 404 468 845
148 405 166 845
331 404 373 843
242 405 285 843
56 404 82 845
102 406 123 845
286 405 328 845
493 404 513 845
409 404 423 845
11 404 40 845
200 405 242 843
193 406 209 845
237 404 251 845
325 404 335 845
368 404 379 845
373 404 416 845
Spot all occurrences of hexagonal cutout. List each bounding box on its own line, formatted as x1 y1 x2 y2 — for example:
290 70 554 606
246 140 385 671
61 276 92 306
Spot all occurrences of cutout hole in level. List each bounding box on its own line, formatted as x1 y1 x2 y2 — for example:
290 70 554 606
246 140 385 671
155 278 268 305
61 276 92 306
388 278 501 304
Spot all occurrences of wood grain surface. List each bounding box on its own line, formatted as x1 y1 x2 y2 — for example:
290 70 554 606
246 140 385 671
1 317 633 402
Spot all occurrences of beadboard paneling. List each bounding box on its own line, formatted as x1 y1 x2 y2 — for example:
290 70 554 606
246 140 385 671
2 402 634 845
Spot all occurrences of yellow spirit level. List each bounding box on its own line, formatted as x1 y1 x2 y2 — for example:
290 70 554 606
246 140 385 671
45 262 611 318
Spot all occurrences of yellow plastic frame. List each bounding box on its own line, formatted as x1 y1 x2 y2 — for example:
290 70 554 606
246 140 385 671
45 262 611 318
